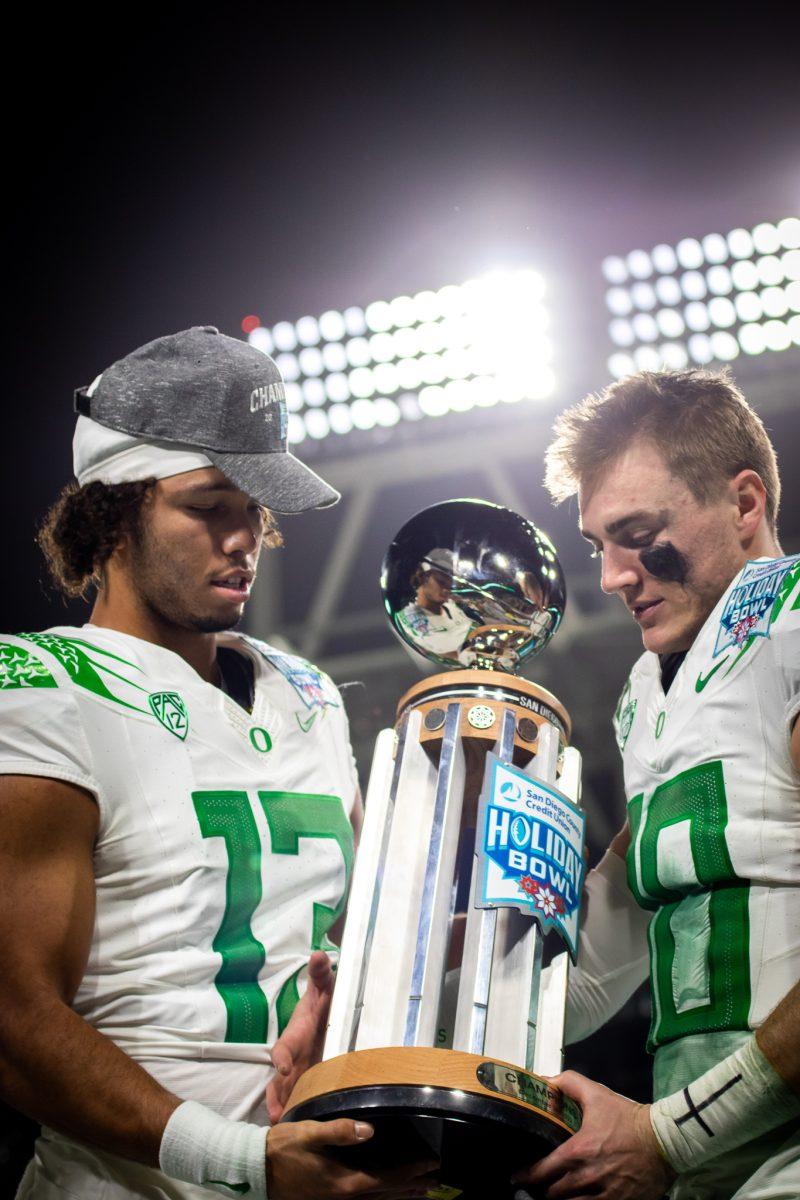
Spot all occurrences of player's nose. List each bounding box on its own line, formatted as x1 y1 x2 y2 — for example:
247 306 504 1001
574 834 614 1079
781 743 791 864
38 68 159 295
600 546 641 595
221 517 260 557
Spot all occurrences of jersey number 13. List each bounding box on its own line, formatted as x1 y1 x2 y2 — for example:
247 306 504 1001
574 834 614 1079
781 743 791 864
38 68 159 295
192 789 354 1044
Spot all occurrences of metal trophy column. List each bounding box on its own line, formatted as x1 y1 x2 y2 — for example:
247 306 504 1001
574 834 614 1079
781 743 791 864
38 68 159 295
325 678 581 1072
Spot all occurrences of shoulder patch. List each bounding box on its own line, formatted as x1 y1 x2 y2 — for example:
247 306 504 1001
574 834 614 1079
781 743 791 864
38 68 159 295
399 606 430 636
0 641 58 690
713 555 800 658
266 651 339 711
239 635 339 712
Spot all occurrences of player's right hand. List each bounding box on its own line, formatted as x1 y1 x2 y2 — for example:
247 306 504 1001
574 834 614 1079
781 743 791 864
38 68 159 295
266 1118 439 1199
267 950 334 1123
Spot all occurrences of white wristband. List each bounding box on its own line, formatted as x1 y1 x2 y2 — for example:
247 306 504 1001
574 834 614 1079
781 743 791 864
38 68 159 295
159 1099 268 1199
650 1035 800 1174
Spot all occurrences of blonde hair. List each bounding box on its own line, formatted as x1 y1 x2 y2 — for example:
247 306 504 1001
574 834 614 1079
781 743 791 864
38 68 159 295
544 368 780 533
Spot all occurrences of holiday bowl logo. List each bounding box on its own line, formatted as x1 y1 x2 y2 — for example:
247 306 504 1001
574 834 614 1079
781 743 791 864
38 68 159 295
405 608 431 637
484 803 582 917
249 642 339 712
476 754 586 959
713 555 799 658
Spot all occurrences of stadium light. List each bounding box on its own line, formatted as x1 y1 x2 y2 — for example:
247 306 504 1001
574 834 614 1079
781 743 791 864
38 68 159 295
246 267 554 444
603 217 800 379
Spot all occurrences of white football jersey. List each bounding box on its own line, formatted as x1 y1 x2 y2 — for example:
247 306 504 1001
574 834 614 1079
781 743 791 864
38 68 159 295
0 625 357 1107
613 555 800 1081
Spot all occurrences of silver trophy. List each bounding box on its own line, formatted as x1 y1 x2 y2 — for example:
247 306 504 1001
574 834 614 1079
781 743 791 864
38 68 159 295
282 500 584 1198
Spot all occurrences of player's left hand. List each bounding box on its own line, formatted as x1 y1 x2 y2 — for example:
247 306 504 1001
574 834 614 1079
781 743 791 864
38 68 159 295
267 950 335 1124
510 1070 676 1199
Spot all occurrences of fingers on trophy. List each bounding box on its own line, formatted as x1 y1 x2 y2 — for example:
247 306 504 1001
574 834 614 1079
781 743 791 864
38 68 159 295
280 499 585 1199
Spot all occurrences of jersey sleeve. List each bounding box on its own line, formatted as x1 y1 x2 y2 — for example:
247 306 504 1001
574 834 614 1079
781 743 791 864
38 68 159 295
564 848 651 1043
770 559 800 734
0 639 99 797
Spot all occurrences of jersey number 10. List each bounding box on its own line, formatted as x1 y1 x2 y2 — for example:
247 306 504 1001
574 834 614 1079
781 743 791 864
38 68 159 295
626 760 751 1049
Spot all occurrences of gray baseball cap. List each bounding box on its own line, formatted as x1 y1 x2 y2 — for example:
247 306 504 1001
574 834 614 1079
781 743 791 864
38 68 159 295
420 548 456 575
74 325 340 514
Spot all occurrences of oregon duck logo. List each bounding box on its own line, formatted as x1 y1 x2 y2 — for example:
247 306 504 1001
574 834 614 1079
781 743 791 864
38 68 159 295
148 691 189 740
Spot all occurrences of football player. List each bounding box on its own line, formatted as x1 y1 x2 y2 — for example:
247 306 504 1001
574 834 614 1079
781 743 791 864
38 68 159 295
397 549 477 662
0 328 436 1200
513 368 800 1199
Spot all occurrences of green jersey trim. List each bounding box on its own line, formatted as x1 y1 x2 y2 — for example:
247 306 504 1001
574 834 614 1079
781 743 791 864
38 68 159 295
18 633 149 713
0 641 58 690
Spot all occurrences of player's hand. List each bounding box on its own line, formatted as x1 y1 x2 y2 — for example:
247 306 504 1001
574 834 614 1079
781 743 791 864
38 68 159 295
267 950 334 1123
266 1118 439 1200
510 1070 675 1199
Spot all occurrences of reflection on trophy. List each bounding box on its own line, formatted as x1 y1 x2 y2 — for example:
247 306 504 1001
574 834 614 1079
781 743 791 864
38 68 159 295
396 548 477 665
282 499 585 1198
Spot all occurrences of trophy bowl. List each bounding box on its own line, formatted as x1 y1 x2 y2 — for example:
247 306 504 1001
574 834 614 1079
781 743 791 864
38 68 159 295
381 498 566 673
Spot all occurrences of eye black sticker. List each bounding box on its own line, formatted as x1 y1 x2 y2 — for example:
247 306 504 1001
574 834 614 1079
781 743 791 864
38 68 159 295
640 542 689 585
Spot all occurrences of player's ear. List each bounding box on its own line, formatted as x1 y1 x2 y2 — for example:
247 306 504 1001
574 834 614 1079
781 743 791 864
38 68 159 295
104 529 135 580
111 529 131 555
729 469 767 540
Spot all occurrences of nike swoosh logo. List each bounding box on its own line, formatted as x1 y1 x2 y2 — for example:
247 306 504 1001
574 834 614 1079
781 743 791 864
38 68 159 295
295 710 317 733
206 1182 250 1195
695 657 729 692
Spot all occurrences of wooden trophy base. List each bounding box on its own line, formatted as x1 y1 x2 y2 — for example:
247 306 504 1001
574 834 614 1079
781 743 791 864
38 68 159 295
281 1047 580 1199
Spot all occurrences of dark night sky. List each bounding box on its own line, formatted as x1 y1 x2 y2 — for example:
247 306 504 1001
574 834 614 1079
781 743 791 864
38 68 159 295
7 6 799 631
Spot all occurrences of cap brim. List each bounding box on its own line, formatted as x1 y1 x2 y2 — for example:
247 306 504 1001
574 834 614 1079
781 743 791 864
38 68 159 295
206 449 340 514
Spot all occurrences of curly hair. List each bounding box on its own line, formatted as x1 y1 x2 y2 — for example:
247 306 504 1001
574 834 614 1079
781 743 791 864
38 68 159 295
38 479 157 599
38 479 283 599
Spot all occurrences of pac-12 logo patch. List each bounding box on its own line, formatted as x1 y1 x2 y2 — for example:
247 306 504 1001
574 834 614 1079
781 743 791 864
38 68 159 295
148 691 189 740
713 555 799 658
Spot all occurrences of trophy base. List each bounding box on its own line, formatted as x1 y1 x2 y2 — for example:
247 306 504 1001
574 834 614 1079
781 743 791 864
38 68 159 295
281 1047 578 1199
